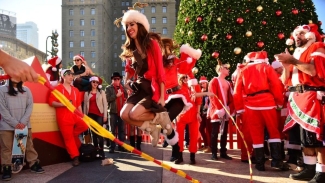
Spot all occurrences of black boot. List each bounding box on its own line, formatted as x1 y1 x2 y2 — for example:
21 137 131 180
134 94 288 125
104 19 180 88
174 152 183 164
129 136 135 147
254 147 265 171
290 164 316 180
162 140 169 148
308 172 325 183
281 141 285 160
136 136 142 151
190 153 196 165
2 165 11 181
170 144 179 162
286 149 298 165
264 141 270 156
269 142 290 171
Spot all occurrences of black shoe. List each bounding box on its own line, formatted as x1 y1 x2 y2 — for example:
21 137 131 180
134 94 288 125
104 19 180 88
174 152 183 164
308 172 325 183
72 157 80 166
2 166 12 181
290 164 316 181
162 140 168 148
241 158 257 164
30 161 45 173
118 146 126 152
108 149 115 153
211 153 218 160
136 136 142 151
220 154 232 160
189 153 196 165
170 156 177 162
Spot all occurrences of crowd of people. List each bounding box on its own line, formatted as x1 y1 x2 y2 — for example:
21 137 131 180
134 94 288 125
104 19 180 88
0 3 325 183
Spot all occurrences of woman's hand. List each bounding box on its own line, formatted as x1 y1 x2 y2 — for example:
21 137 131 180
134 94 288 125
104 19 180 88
103 117 108 123
157 97 165 107
124 80 133 92
197 113 202 122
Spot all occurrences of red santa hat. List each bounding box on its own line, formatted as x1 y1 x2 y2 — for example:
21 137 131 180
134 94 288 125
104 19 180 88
48 56 62 71
121 9 150 32
180 44 202 63
271 60 282 69
253 51 269 63
286 23 323 45
243 52 256 62
199 76 208 83
73 54 85 62
89 76 103 89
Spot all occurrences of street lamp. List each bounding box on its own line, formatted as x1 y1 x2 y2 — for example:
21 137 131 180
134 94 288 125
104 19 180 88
45 30 59 63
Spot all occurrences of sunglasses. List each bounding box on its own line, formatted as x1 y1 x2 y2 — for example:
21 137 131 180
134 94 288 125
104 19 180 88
113 78 121 81
74 59 82 62
91 81 99 84
181 76 188 79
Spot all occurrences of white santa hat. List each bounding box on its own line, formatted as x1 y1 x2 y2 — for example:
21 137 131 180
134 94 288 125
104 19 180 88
271 60 282 69
121 10 150 32
286 23 323 45
89 76 102 89
48 56 62 71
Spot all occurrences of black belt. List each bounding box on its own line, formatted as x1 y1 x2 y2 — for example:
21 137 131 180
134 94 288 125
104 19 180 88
166 85 181 94
247 90 270 97
288 85 325 93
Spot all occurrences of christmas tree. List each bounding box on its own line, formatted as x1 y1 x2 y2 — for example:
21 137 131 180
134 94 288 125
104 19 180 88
174 0 324 79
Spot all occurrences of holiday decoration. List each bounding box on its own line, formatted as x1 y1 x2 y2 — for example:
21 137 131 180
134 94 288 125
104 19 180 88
245 9 250 13
185 17 190 23
236 17 244 24
256 5 263 12
277 32 285 39
262 20 267 25
188 31 193 36
192 67 198 74
197 16 203 22
275 10 282 16
217 17 222 22
319 21 322 25
212 51 219 58
201 34 208 41
309 20 313 23
246 31 252 37
226 34 232 40
234 47 242 54
301 9 305 12
292 9 299 15
257 41 264 48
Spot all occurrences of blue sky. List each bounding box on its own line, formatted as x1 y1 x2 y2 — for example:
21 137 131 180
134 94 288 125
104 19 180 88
1 0 325 59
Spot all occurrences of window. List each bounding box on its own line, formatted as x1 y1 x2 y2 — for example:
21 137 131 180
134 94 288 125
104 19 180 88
80 51 84 57
91 19 95 25
91 40 95 47
80 41 85 47
122 61 126 67
162 28 168 35
151 6 156 13
114 62 117 67
163 17 167 24
91 29 95 36
80 30 84 36
69 41 74 48
80 8 84 15
91 51 96 58
69 20 73 26
121 1 125 6
126 2 129 6
140 8 144 13
151 17 156 24
151 28 156 32
121 35 125 40
114 44 117 49
80 19 85 26
69 30 74 37
114 53 117 58
69 51 74 58
162 6 167 13
69 9 74 15
91 8 95 15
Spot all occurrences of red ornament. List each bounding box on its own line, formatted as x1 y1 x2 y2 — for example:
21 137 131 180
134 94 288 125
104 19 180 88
292 9 299 15
226 34 232 40
301 0 304 3
201 34 208 41
301 9 305 12
212 52 219 58
319 21 322 25
262 20 267 25
277 32 285 39
185 17 190 23
227 9 231 13
245 9 250 13
276 10 282 16
197 16 203 22
257 41 264 48
236 17 244 24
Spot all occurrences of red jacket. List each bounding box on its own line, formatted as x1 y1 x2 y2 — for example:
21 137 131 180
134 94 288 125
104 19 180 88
178 84 202 122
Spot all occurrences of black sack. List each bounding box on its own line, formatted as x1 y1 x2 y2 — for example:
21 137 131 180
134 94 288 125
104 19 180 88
79 144 97 162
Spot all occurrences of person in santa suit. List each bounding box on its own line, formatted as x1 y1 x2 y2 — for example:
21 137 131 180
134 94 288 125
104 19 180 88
234 51 289 171
276 23 325 182
207 60 234 161
44 56 62 86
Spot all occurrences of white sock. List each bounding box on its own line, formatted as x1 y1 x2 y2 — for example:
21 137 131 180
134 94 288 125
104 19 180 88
316 163 325 172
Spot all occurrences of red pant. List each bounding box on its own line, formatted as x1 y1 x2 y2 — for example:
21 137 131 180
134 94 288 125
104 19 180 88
57 116 88 159
238 114 253 160
177 120 199 153
244 108 281 147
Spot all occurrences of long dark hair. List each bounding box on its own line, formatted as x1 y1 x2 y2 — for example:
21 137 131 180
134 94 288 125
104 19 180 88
161 38 178 68
120 23 162 60
7 80 26 96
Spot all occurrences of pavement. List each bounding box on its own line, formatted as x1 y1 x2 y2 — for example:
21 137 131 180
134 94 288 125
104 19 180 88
4 143 302 183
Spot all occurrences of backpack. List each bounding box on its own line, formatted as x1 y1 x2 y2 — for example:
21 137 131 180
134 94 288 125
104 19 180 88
79 144 97 162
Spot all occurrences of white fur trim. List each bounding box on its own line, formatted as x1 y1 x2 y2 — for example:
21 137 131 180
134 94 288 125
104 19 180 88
316 163 325 172
179 44 202 60
246 106 275 110
303 155 317 165
213 108 225 118
188 78 198 86
286 39 294 46
52 67 57 71
98 85 102 89
199 80 208 83
236 109 245 114
285 143 301 150
164 131 179 145
73 55 84 61
165 94 193 113
311 52 325 58
56 57 62 65
244 55 250 62
122 10 150 32
305 32 316 41
253 144 264 148
186 57 193 63
271 60 282 69
254 58 268 63
89 76 99 82
268 139 281 143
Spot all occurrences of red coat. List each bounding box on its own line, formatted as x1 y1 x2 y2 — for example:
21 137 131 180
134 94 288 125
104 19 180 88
208 77 234 122
178 84 202 121
233 63 284 112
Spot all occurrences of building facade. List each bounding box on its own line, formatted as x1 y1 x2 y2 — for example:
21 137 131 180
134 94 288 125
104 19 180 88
16 21 39 49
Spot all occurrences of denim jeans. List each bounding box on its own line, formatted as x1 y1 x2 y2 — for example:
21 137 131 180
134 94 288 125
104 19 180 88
109 113 125 150
88 113 104 149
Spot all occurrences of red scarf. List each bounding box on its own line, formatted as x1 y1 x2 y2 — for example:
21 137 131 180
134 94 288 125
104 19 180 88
114 84 125 114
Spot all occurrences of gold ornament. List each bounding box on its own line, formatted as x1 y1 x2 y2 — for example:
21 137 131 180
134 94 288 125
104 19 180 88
273 0 277 2
188 31 193 36
309 20 313 24
234 47 242 54
195 0 199 2
257 5 263 12
192 67 199 74
246 31 252 37
213 35 217 39
217 17 222 22
289 47 294 51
